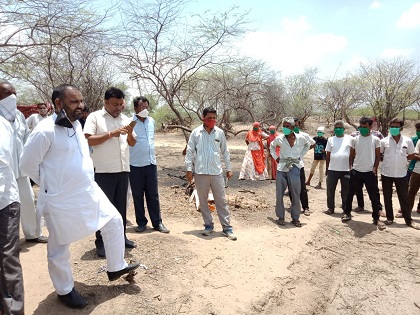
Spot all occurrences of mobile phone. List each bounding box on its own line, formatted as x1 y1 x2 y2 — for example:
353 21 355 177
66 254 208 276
129 120 137 127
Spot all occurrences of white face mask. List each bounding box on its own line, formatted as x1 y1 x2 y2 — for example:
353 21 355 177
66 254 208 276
138 108 149 118
0 94 17 121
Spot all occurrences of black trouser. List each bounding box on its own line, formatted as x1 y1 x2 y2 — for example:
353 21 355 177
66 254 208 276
129 164 162 228
289 167 309 210
95 172 129 242
326 170 350 210
355 180 382 210
345 170 380 221
0 202 24 315
381 175 412 225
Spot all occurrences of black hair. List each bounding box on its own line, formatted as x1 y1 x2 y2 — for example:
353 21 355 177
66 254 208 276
359 116 373 126
51 84 77 105
133 96 149 108
36 103 47 108
202 107 216 117
415 122 420 129
104 87 125 100
389 118 404 127
82 106 90 113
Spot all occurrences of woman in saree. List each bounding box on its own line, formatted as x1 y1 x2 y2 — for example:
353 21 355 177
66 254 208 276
239 122 269 180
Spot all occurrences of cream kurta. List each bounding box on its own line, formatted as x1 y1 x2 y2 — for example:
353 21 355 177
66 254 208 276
20 116 118 245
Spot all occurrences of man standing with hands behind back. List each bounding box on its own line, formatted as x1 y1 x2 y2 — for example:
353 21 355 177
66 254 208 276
84 87 137 257
185 107 236 240
129 96 170 233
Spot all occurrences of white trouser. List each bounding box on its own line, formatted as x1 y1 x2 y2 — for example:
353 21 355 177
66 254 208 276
47 214 127 295
17 176 41 239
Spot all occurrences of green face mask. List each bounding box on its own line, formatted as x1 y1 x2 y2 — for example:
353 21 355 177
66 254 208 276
253 127 259 131
269 130 275 134
334 128 344 136
358 127 370 136
416 131 420 138
389 127 401 137
282 127 292 135
317 132 324 137
293 126 299 133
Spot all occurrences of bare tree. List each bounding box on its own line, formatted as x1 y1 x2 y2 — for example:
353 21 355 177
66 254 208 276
357 57 420 135
177 59 285 134
318 75 362 129
1 0 119 109
284 67 319 127
113 0 249 141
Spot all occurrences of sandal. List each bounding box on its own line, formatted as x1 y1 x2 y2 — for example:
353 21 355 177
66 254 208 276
395 213 403 218
384 220 393 225
292 220 302 227
277 219 285 226
325 209 334 215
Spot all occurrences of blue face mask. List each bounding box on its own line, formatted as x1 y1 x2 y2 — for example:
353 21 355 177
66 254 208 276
282 127 292 135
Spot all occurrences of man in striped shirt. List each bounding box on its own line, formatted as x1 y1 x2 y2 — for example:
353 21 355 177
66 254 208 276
185 107 236 240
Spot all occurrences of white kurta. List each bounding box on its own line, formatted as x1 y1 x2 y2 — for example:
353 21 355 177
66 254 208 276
20 117 118 245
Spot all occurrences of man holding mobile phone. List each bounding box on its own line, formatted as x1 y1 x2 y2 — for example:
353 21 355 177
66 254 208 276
84 87 137 257
129 96 170 234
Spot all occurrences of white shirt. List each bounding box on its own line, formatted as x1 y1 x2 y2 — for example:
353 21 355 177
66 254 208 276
0 116 19 210
326 135 352 171
20 117 118 245
84 107 132 173
185 125 231 175
380 135 414 178
26 113 47 131
351 134 380 172
411 140 420 174
270 133 310 171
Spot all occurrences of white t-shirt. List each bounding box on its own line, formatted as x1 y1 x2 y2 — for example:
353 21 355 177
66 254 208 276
325 135 352 171
351 135 380 172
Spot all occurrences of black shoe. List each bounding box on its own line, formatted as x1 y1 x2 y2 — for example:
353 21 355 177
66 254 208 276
125 238 137 248
135 225 146 233
26 236 48 243
95 239 106 258
57 288 88 309
107 262 140 281
154 223 170 233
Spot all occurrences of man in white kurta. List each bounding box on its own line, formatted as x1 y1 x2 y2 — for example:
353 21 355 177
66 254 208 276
20 84 138 309
0 81 45 243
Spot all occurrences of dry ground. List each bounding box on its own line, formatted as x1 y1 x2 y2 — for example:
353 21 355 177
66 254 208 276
21 119 420 315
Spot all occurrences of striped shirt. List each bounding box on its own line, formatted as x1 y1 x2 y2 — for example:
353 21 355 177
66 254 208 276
185 125 231 175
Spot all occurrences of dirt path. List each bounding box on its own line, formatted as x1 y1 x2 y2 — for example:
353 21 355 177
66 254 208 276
21 130 420 314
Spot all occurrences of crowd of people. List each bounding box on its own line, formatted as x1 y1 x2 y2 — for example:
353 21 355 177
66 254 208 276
1 78 420 314
239 116 420 229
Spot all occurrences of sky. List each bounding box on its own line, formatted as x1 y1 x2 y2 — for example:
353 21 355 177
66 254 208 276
184 0 420 78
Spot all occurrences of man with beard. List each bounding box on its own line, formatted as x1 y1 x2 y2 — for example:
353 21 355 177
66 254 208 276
21 85 139 309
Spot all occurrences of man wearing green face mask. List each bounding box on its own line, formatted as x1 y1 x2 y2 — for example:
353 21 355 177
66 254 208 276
270 117 311 227
324 120 352 215
287 118 315 216
342 117 385 230
350 117 383 213
305 126 328 189
379 118 419 229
